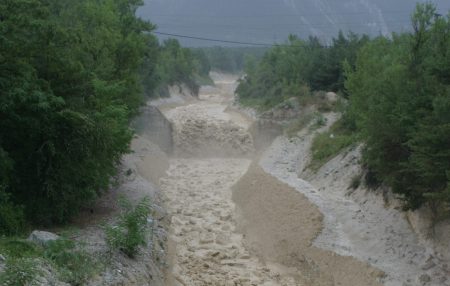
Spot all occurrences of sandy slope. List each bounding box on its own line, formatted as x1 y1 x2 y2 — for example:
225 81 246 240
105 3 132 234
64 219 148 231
233 164 384 286
260 115 450 286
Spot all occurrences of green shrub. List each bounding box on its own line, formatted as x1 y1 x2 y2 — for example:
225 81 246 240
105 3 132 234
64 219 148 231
364 168 382 190
194 74 214 86
309 113 327 131
0 238 41 259
285 113 314 137
0 258 41 286
309 119 358 171
105 198 152 258
0 237 100 286
349 174 362 190
0 191 25 236
44 239 100 285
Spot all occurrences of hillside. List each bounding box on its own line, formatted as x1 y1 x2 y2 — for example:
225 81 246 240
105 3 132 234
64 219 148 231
137 0 450 46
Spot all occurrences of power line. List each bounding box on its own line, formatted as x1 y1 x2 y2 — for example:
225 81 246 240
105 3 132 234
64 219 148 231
154 31 274 46
154 31 333 47
156 21 411 32
147 11 415 18
157 20 412 26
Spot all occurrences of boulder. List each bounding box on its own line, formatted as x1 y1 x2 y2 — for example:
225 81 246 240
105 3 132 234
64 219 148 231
0 254 5 272
28 230 60 247
326 92 338 102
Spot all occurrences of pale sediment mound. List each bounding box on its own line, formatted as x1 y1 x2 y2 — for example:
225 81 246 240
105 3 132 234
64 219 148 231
232 164 384 286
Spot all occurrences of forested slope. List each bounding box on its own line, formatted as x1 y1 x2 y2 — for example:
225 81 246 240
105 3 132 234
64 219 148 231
0 0 202 233
237 3 450 216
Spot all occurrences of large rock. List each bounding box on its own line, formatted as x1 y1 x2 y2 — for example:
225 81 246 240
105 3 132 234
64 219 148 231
326 92 338 102
0 254 5 272
28 230 60 247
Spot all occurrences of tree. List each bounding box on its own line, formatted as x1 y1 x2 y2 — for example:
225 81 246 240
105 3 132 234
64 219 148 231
345 3 450 210
0 0 159 226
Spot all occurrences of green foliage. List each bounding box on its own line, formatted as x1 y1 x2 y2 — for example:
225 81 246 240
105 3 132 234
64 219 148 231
194 74 215 86
309 119 358 171
285 113 314 137
195 47 267 73
0 258 41 286
0 191 25 236
234 4 449 216
149 39 200 97
309 113 328 130
345 3 450 209
0 0 160 225
44 239 101 285
191 49 211 77
0 237 99 285
350 174 362 190
236 33 368 109
0 238 42 259
105 197 152 258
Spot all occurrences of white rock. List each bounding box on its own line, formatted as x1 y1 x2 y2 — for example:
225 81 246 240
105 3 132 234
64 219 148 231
326 91 338 102
28 230 60 247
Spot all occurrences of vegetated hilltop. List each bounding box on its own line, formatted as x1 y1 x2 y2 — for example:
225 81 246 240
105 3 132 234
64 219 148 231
0 0 206 232
191 47 268 74
138 0 450 46
237 3 450 220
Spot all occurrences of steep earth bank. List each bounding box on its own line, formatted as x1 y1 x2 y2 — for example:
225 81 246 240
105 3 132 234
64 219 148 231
259 110 450 286
66 135 170 286
232 164 383 286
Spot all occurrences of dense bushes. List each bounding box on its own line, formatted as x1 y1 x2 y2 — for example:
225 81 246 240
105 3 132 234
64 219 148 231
345 4 450 210
0 0 158 228
194 47 267 73
236 33 368 110
0 237 101 285
150 39 200 96
309 119 358 171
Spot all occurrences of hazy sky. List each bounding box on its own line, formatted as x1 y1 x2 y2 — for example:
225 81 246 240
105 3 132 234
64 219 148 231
137 0 450 46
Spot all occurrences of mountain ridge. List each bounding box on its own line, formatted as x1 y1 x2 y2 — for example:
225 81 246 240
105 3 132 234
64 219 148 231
137 0 450 46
